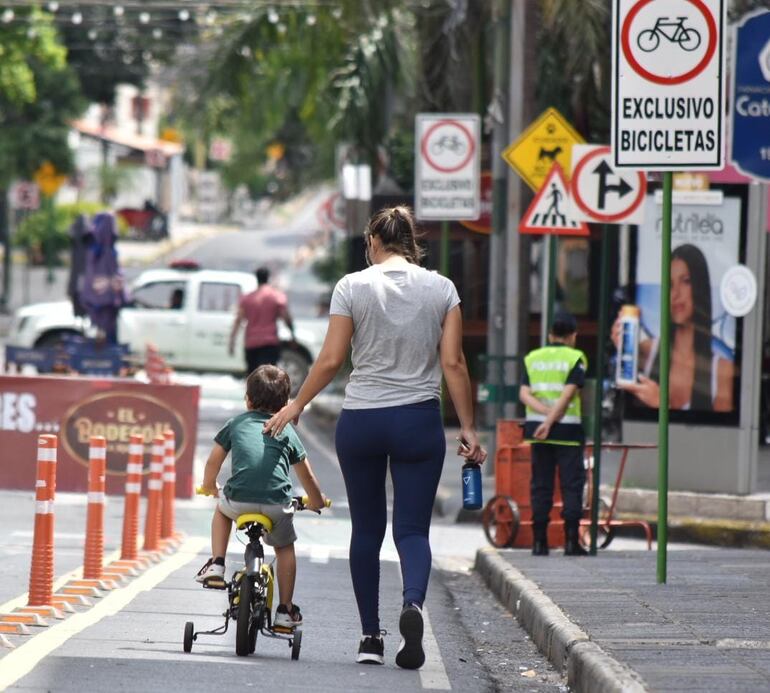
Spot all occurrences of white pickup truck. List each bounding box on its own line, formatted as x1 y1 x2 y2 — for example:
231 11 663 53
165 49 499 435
8 266 328 391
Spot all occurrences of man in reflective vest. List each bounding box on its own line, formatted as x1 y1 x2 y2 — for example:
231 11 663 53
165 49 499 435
519 312 588 556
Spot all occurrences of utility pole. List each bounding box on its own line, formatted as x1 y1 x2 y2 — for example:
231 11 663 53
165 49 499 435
486 0 510 442
504 1 535 385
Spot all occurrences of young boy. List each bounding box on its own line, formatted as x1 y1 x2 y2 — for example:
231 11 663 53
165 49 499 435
195 365 325 628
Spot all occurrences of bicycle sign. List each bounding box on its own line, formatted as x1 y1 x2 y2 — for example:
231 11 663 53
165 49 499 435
415 113 480 220
612 0 726 169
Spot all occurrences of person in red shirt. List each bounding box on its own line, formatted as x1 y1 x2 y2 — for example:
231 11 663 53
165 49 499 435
229 267 295 375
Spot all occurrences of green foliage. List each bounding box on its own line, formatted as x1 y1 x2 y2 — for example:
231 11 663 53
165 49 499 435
537 0 611 142
14 203 127 263
0 9 84 187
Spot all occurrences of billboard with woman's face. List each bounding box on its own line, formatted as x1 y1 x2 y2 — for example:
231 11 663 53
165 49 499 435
627 186 745 423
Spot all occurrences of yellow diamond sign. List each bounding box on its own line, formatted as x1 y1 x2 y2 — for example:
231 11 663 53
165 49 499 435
502 108 585 192
33 161 67 198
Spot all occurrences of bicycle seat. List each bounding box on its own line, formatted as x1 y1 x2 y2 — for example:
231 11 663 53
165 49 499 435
236 513 273 533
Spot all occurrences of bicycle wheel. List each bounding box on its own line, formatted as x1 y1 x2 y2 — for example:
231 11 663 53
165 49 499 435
482 496 520 548
291 629 303 661
183 621 194 653
235 575 255 656
678 28 701 52
636 29 659 52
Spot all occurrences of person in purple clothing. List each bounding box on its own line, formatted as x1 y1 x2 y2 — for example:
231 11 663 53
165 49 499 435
81 212 127 343
263 206 486 670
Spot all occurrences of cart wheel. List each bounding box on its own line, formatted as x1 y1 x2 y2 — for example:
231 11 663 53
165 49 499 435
482 496 520 548
235 575 255 656
580 498 615 550
183 621 194 653
291 629 302 661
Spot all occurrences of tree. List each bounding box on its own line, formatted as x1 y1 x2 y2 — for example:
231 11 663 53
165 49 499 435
0 8 85 309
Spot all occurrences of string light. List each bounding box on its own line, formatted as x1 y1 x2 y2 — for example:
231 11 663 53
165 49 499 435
1 8 14 22
47 1 59 12
71 11 82 24
152 27 162 39
306 14 316 26
88 28 97 39
267 8 279 24
113 5 124 18
139 11 150 24
178 9 190 22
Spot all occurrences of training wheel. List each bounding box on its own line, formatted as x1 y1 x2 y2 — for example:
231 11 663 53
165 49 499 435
291 629 302 661
183 621 194 653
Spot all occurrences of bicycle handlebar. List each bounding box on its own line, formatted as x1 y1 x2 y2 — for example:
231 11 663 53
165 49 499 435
196 487 332 512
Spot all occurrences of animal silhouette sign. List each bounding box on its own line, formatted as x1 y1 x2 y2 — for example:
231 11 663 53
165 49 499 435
502 107 584 192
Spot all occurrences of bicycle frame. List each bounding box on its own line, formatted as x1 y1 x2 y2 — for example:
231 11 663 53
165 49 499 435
652 17 687 41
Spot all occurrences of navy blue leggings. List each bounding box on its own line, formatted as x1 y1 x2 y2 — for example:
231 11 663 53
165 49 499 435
335 400 446 636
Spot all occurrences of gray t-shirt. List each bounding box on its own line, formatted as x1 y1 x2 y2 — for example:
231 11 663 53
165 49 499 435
330 264 461 409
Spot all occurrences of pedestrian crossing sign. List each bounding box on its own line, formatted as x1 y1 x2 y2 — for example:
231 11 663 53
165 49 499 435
519 163 589 236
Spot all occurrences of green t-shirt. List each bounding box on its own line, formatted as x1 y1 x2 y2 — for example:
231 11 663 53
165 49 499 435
215 411 306 504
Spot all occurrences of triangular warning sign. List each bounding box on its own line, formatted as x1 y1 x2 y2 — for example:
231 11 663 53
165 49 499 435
519 163 589 236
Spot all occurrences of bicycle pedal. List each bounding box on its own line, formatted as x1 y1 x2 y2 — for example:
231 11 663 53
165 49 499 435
272 625 294 634
202 577 227 590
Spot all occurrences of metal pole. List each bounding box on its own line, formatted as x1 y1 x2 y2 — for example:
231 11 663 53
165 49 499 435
487 0 511 462
540 237 551 346
657 172 673 584
45 196 55 285
547 234 558 329
590 225 611 555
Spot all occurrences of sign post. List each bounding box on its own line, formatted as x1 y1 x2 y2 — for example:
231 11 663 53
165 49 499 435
503 108 585 342
570 144 647 554
612 0 726 582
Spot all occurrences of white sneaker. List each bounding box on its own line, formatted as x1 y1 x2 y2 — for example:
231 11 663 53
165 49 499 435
194 558 225 586
274 603 303 628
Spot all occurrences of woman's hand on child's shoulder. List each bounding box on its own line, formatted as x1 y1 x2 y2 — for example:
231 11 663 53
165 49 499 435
263 400 303 437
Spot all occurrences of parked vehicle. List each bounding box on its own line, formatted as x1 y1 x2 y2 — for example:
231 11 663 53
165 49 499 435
8 266 327 392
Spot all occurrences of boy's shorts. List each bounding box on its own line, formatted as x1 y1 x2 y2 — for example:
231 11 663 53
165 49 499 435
217 496 297 548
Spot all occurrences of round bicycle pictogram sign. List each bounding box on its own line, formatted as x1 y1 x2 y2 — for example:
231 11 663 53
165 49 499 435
421 120 476 173
621 0 717 86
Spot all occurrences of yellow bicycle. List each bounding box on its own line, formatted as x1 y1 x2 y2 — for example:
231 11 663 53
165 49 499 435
183 493 330 660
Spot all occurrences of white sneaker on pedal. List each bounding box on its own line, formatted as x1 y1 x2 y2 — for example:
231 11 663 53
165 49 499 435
194 558 225 586
274 603 303 628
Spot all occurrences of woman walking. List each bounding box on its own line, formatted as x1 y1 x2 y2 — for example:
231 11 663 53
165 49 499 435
264 206 486 669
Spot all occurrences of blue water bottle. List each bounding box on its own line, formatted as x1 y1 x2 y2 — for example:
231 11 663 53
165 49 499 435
462 463 482 510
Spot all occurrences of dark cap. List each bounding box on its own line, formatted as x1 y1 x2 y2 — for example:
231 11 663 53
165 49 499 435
550 311 577 337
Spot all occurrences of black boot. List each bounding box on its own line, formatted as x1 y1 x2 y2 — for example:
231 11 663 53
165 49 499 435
564 523 589 556
532 523 549 556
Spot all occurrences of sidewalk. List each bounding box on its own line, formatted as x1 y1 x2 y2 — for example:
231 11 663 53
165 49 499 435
476 546 770 692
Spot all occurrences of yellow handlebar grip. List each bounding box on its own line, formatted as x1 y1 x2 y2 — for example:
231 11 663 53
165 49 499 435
196 486 216 497
300 496 332 508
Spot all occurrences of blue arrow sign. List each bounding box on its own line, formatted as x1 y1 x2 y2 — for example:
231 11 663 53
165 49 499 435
731 10 770 180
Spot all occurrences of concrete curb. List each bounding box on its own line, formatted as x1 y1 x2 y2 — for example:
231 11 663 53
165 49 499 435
474 547 648 693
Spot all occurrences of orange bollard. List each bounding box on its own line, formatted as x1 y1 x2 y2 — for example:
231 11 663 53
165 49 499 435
83 436 106 580
160 430 176 541
28 435 57 606
120 434 144 562
143 435 164 552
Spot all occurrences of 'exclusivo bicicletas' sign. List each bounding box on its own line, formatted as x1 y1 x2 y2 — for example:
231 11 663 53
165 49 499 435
612 0 727 170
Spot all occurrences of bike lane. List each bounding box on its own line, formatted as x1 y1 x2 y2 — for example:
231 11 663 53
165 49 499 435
0 518 498 692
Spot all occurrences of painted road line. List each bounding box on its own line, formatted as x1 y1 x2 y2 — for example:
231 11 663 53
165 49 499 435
420 606 451 691
0 537 206 691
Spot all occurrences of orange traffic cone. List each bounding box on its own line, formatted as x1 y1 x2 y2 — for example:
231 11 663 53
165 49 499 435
28 435 57 606
160 430 177 544
113 434 146 572
143 435 164 553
